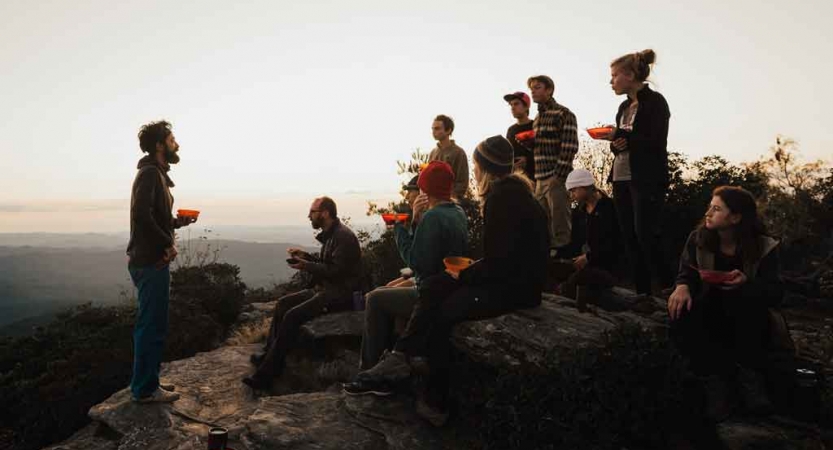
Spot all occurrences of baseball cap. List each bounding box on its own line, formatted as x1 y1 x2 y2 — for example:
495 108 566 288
503 91 531 107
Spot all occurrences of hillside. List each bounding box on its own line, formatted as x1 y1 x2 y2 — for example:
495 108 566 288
0 240 312 334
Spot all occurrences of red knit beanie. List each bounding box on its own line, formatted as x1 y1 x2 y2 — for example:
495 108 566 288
418 161 455 201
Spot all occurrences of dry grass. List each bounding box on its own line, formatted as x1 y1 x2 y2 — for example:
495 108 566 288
226 316 270 345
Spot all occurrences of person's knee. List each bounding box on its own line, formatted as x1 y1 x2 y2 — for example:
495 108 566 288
365 290 384 310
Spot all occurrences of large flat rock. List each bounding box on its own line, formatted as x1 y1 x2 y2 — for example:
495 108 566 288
47 291 825 450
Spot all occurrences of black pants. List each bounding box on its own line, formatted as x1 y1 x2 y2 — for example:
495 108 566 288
612 181 673 294
559 265 617 299
256 289 340 378
395 273 522 408
669 289 771 377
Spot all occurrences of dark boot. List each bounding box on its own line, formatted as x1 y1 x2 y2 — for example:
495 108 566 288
575 286 591 312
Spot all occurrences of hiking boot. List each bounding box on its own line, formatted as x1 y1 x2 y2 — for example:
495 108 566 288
242 373 272 391
250 353 265 366
356 350 411 382
342 380 393 397
416 395 449 427
159 382 176 392
701 375 733 422
738 367 774 415
132 387 181 404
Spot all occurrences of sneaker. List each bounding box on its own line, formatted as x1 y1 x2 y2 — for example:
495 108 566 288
416 396 449 427
356 350 411 382
159 382 176 392
342 380 393 397
738 368 773 415
132 387 180 403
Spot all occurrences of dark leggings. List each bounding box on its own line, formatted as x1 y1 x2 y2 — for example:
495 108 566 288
395 273 522 408
612 181 673 294
669 289 771 377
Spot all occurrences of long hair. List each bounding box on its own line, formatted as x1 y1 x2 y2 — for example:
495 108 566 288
475 158 534 208
695 185 767 265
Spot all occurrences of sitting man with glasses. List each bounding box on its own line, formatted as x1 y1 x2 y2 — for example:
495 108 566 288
244 196 362 390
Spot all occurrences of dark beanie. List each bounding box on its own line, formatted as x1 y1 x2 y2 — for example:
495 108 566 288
473 135 514 175
418 161 455 200
404 175 420 191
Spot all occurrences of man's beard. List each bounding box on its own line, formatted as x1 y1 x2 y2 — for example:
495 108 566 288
165 146 180 165
310 218 323 229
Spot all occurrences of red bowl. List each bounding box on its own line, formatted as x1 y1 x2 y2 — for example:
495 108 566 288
443 256 474 275
698 269 734 284
177 209 200 218
586 126 615 140
515 130 536 141
381 213 410 225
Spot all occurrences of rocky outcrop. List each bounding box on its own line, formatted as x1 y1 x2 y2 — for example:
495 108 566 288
47 291 827 450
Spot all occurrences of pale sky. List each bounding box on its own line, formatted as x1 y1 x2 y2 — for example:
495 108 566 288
1 0 830 233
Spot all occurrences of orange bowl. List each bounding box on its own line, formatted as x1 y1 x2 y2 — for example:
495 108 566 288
443 256 474 275
586 126 615 140
515 130 536 141
177 209 200 218
698 269 733 284
381 213 410 225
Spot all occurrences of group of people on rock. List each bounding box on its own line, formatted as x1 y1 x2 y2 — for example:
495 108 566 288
125 48 787 426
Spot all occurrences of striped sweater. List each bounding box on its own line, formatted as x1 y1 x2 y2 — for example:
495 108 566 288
532 98 579 180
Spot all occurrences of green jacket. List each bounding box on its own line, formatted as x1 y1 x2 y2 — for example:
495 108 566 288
394 202 468 285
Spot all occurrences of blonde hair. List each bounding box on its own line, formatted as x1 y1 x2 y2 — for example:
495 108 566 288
474 158 535 208
611 49 656 82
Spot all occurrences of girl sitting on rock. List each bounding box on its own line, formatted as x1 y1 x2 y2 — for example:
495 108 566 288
667 185 784 421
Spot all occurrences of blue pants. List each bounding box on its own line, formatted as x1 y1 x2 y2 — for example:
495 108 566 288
128 264 171 399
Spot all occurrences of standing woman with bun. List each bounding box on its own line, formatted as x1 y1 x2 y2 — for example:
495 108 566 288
605 49 673 296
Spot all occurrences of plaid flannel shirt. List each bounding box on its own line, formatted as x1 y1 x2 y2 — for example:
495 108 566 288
532 98 579 180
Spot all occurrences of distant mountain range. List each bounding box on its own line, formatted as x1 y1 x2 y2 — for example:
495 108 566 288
0 236 318 336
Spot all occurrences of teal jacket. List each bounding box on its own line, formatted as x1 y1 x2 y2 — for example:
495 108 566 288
394 202 468 285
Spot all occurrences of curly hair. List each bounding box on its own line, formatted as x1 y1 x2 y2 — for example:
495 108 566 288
138 120 172 154
433 115 455 134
